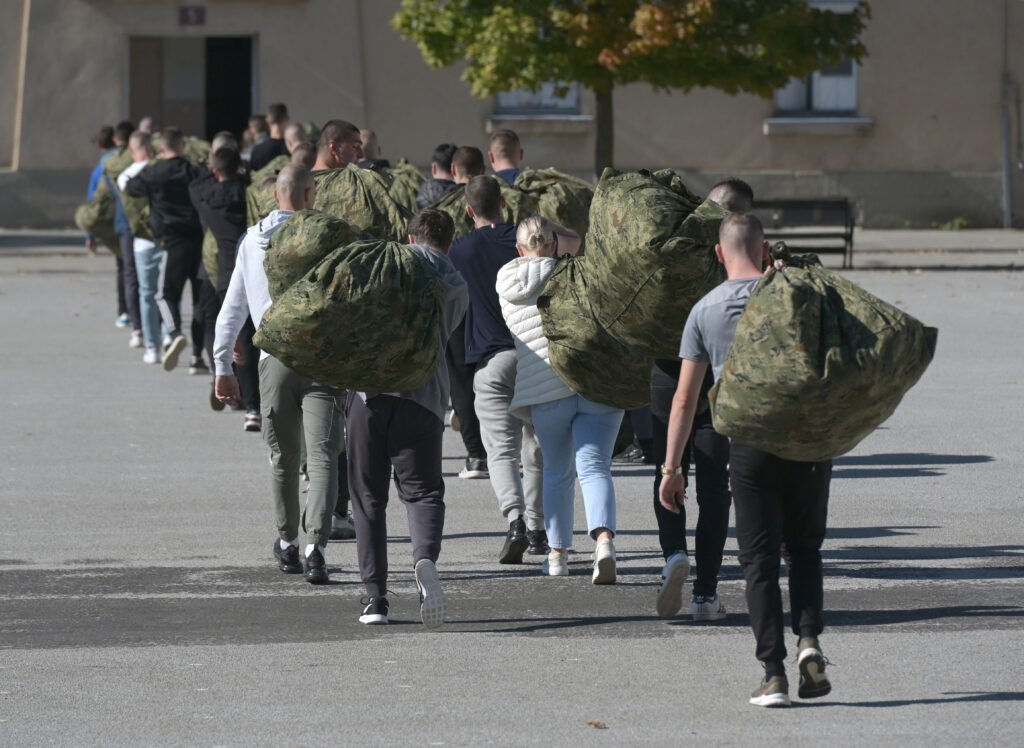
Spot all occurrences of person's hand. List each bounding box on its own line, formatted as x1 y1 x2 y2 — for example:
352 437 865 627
659 472 687 514
84 238 97 255
215 375 241 406
232 340 247 365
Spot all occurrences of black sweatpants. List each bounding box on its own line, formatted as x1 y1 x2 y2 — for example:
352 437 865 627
730 441 831 664
446 322 486 460
650 360 732 597
117 233 140 331
157 235 204 357
346 393 446 598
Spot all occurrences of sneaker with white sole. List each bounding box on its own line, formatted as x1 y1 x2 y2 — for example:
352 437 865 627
655 552 690 617
244 410 262 432
414 558 446 628
458 457 488 480
541 551 569 576
797 640 832 699
592 539 616 584
330 513 356 540
162 335 188 371
359 596 389 625
128 330 144 349
115 313 130 329
750 675 791 708
692 594 727 622
142 348 161 365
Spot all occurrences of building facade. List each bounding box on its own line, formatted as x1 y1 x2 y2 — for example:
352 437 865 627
2 0 1023 228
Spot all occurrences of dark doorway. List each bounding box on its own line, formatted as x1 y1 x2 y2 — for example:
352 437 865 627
205 37 252 140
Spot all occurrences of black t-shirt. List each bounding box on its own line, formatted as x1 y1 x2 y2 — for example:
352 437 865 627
249 138 288 172
188 173 247 291
448 224 518 366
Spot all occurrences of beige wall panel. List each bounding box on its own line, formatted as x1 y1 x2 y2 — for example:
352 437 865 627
0 0 25 167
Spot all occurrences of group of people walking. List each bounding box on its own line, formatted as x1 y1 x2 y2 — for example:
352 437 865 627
87 110 833 708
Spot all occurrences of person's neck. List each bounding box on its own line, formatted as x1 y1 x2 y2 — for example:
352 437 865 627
312 157 342 171
473 215 502 229
494 161 517 172
269 125 284 139
725 262 763 281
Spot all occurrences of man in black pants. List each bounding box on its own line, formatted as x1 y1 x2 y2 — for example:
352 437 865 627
446 321 488 479
125 127 206 373
347 209 468 628
652 178 753 622
660 213 832 708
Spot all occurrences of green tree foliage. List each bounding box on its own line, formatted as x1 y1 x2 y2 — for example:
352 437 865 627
393 0 869 175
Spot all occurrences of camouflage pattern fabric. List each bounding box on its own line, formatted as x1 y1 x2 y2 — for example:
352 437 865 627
117 160 156 242
74 178 118 253
382 158 426 214
202 229 218 282
263 209 368 300
254 239 445 392
709 251 939 462
585 168 727 360
538 257 651 410
302 122 320 143
102 148 133 185
245 154 291 226
513 168 594 252
312 165 411 241
183 137 210 167
429 182 539 240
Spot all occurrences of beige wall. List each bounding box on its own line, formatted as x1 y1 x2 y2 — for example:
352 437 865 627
0 0 26 168
2 0 1023 227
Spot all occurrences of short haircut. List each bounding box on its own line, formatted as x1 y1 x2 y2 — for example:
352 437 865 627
128 130 151 152
707 178 754 212
409 208 456 251
276 163 313 204
267 103 289 125
211 147 241 178
211 130 238 153
95 125 115 149
290 142 317 169
114 120 135 145
249 115 269 135
488 129 521 161
452 146 485 178
360 129 382 159
317 119 361 155
719 212 765 260
431 143 458 171
466 175 502 220
160 126 185 153
284 122 307 147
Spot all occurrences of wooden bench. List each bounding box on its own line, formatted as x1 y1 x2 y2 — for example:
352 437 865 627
751 198 855 269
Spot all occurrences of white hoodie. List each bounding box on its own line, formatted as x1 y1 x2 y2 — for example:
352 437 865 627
496 256 574 416
213 209 293 376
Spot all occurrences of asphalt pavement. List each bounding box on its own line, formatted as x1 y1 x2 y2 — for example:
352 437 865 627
0 247 1022 746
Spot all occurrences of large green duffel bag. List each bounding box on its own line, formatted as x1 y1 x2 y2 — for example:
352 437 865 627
538 257 651 410
74 180 118 253
246 154 291 226
429 181 539 240
709 250 939 462
202 229 218 282
313 165 410 241
254 239 446 392
382 158 426 214
586 168 727 360
263 209 368 300
513 168 593 251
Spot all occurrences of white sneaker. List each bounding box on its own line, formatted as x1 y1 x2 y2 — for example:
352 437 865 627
142 348 161 365
541 551 569 576
692 594 727 622
592 539 616 584
414 559 446 628
656 552 690 618
128 330 144 348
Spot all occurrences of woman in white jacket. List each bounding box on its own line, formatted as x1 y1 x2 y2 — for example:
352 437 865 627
496 216 625 583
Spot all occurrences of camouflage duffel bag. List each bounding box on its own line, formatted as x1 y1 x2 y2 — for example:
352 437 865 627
709 250 939 463
586 168 727 360
513 168 593 252
538 257 651 410
74 183 118 253
201 230 218 283
382 158 425 214
246 154 291 226
313 165 411 242
263 209 368 300
254 239 445 392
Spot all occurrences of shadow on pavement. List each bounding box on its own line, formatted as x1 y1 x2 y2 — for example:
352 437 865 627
832 452 994 480
812 691 1024 708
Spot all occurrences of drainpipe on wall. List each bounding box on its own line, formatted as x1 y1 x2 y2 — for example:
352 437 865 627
1000 0 1013 228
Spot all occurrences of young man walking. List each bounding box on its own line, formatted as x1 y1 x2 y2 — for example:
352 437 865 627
660 213 833 708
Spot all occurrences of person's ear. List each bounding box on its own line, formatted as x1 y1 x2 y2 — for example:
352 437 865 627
500 196 507 210
304 184 315 207
466 204 476 220
714 243 725 265
273 188 281 205
488 149 496 166
431 163 441 179
407 234 416 245
516 244 526 257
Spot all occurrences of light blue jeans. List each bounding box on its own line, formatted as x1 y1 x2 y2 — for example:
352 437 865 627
134 243 164 350
530 394 624 549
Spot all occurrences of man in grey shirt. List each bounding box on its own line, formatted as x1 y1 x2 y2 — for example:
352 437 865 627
660 213 834 709
346 209 469 628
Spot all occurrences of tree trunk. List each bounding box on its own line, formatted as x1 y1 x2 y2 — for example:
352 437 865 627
594 87 614 180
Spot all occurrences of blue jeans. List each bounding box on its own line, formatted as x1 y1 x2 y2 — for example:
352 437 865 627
530 394 624 549
134 244 164 350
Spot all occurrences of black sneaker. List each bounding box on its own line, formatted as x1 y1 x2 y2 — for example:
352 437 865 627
359 596 389 625
303 547 329 585
797 642 832 699
458 457 488 480
749 675 791 708
188 356 209 375
498 517 529 564
272 541 302 574
526 528 550 555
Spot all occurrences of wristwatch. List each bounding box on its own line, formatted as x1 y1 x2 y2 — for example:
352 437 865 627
660 465 682 476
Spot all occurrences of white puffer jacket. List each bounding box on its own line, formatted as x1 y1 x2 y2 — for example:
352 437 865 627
496 256 575 416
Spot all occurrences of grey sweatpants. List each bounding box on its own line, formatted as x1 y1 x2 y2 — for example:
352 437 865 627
473 349 543 530
259 356 343 547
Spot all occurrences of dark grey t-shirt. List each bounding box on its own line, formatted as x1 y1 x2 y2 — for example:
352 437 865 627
679 278 760 381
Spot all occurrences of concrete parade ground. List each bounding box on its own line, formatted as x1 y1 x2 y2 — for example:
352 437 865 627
1 234 1023 746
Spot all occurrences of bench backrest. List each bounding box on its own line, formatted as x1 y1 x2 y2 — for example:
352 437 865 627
752 199 852 230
